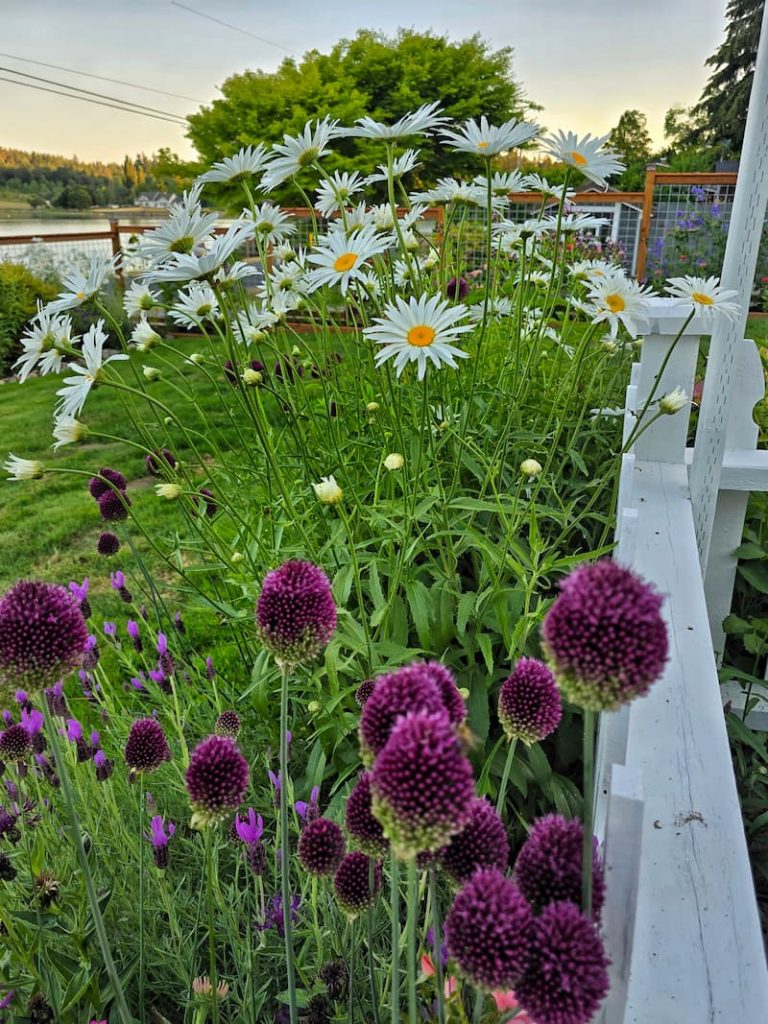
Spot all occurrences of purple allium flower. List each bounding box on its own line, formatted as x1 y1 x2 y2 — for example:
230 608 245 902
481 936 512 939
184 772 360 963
371 710 476 858
514 814 604 922
88 468 127 500
97 489 131 523
319 959 349 1002
345 771 388 856
214 710 241 738
0 724 32 761
147 815 176 869
445 868 535 990
498 658 562 745
541 560 668 711
516 901 610 1024
438 797 510 886
274 356 304 383
298 817 346 876
255 560 336 668
418 661 467 726
446 276 469 301
358 664 446 765
0 581 89 691
93 749 114 782
97 532 120 556
333 851 382 917
145 448 177 477
124 718 172 775
295 784 320 823
185 734 250 827
354 679 375 708
197 488 218 518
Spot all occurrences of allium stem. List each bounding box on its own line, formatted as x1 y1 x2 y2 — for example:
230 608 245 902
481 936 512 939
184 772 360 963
347 916 355 1024
42 700 132 1024
138 775 146 1024
429 866 446 1024
495 738 518 817
279 665 299 1024
582 709 596 918
389 850 400 1024
406 858 418 1024
204 828 220 1024
367 860 381 1024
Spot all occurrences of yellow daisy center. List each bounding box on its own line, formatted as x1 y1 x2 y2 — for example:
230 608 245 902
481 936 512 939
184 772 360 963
477 141 490 149
606 294 625 313
407 325 436 348
333 252 358 273
169 235 195 254
691 291 714 305
76 291 86 300
570 151 588 167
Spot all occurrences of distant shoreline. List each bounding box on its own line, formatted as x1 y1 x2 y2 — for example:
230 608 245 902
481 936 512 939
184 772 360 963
0 202 171 221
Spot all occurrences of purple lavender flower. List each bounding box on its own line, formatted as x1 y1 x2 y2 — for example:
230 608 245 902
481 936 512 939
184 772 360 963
516 901 610 1024
345 771 388 857
82 635 99 670
205 656 216 680
235 807 264 844
298 817 346 876
257 893 300 936
295 785 320 823
126 620 142 652
20 708 45 752
103 622 117 637
541 559 668 711
498 658 562 745
255 560 336 668
124 718 172 776
185 734 250 827
173 611 185 634
438 797 510 886
371 710 476 858
333 852 382 918
97 532 120 556
445 868 535 990
147 815 175 869
0 581 89 691
68 578 91 618
93 749 114 782
110 572 133 604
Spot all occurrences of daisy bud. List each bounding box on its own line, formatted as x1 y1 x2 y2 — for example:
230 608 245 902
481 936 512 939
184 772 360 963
659 386 689 415
3 455 44 481
232 552 244 563
188 352 205 365
143 366 161 382
345 771 388 857
333 851 382 918
445 868 535 990
214 710 241 738
312 475 343 505
383 453 404 471
366 402 380 412
242 368 263 386
298 817 346 876
541 559 668 711
438 797 510 886
155 483 183 500
498 658 561 745
185 734 250 828
124 718 172 776
255 560 336 669
520 458 542 478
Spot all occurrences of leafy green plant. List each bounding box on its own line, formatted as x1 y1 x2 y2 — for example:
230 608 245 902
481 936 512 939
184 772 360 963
0 262 58 375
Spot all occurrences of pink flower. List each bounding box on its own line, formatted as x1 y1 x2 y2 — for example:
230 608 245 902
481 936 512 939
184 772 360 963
491 989 531 1017
420 954 458 998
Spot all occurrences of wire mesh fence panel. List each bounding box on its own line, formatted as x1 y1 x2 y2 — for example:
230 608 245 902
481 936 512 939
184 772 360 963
0 235 114 279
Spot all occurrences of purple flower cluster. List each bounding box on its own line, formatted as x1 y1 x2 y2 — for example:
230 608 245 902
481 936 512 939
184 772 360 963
185 734 250 827
89 467 131 523
498 658 562 745
333 851 381 918
124 718 172 776
345 772 388 857
255 560 337 668
298 817 346 876
438 797 510 886
515 815 605 922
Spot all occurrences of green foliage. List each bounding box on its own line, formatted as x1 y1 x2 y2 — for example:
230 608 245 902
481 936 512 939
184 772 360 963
608 109 652 183
53 183 95 209
0 262 58 374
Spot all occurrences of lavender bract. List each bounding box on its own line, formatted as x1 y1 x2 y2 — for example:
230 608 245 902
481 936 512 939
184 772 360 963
255 560 336 668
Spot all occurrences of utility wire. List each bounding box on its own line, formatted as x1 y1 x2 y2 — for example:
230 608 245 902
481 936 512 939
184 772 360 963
170 0 300 56
0 66 188 122
0 51 204 103
0 76 187 125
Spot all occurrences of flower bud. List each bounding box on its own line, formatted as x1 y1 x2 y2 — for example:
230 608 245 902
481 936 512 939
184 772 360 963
155 483 183 500
383 453 404 471
520 459 542 478
312 476 343 505
143 366 161 382
242 368 263 386
659 386 689 415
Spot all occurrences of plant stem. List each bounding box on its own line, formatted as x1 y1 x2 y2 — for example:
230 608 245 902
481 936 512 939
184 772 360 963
429 867 446 1024
582 709 596 918
41 700 132 1024
279 665 299 1024
138 774 146 1024
204 829 220 1024
406 858 419 1024
390 850 401 1024
367 860 381 1024
347 916 356 1024
495 738 518 817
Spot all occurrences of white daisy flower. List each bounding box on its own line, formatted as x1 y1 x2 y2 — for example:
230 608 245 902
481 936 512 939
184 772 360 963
46 254 119 314
4 454 44 480
521 173 576 203
245 202 296 244
268 287 302 318
659 386 690 414
260 118 340 191
263 259 309 296
664 275 741 322
52 415 88 450
123 282 160 318
352 271 382 300
56 321 128 418
231 305 279 344
364 293 474 380
131 318 162 352
364 149 422 185
341 102 446 140
137 184 219 264
197 144 270 184
144 220 254 284
168 283 220 328
14 304 78 382
590 406 626 420
586 273 653 338
569 259 619 281
272 241 298 263
312 476 343 504
465 297 514 322
369 204 396 232
441 116 540 156
473 171 527 195
541 131 625 189
542 213 608 234
315 171 365 217
306 227 391 295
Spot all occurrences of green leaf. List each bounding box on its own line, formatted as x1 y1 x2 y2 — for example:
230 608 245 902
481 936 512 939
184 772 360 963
368 560 385 610
738 561 768 594
734 541 767 560
456 592 476 637
476 633 494 673
405 579 433 650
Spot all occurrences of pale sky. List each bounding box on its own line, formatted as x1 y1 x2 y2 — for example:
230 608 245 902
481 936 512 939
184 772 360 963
0 0 728 163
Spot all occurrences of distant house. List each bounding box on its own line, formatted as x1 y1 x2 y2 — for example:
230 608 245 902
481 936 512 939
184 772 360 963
134 192 178 209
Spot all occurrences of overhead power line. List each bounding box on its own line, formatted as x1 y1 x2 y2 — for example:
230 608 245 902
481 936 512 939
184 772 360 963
0 76 187 125
0 52 204 104
0 67 188 124
170 1 300 56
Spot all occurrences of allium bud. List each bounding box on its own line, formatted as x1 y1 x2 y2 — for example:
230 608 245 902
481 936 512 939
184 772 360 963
0 724 32 761
255 560 336 668
298 817 346 876
88 468 127 500
345 771 388 857
124 718 172 776
498 658 562 745
215 710 241 738
541 559 668 711
185 734 250 828
438 798 510 886
445 868 534 990
97 532 120 556
333 851 382 917
319 959 349 1002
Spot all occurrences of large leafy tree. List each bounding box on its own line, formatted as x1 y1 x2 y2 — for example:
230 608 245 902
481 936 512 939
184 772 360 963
186 29 536 203
608 109 652 189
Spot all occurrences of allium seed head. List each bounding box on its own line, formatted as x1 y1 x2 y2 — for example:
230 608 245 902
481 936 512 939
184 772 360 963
439 797 510 886
345 771 389 856
333 851 382 917
0 581 89 691
445 868 535 990
298 817 346 876
498 658 562 745
541 559 668 711
185 734 250 828
255 560 336 668
124 718 172 775
371 710 476 859
516 901 610 1024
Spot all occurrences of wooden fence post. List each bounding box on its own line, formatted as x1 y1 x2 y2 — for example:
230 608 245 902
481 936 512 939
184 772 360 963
634 167 656 282
108 220 124 290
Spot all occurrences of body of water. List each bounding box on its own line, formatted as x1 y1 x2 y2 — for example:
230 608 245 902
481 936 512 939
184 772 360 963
0 212 168 238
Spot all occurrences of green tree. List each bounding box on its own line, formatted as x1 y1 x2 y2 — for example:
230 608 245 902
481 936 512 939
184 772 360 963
691 0 764 152
608 109 653 190
54 184 94 209
186 29 537 205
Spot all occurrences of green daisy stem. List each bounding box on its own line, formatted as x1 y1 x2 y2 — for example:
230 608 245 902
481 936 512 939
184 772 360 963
368 860 381 1024
582 709 596 918
280 664 299 1024
495 738 518 816
406 857 419 1024
429 866 447 1024
41 700 132 1024
390 850 401 1024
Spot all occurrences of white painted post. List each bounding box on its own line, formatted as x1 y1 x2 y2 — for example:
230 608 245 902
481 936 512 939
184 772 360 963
690 1 768 569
